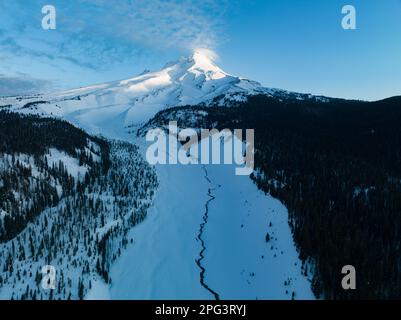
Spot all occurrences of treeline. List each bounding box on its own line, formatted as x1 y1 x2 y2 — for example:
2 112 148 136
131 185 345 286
0 110 110 162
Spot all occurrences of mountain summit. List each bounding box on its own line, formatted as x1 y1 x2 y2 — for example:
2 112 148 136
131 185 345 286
1 51 329 134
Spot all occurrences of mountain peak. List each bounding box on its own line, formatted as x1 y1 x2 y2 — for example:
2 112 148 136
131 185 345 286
191 48 218 64
187 49 227 80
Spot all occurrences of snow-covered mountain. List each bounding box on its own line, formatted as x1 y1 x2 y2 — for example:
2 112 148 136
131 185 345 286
0 51 317 300
3 50 401 300
0 50 330 137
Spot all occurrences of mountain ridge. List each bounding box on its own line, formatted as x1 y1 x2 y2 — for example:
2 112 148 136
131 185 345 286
1 50 335 134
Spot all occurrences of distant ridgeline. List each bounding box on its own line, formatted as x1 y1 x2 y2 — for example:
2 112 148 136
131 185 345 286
142 94 401 299
0 110 158 300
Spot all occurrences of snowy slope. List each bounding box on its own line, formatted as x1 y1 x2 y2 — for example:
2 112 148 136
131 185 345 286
201 163 314 299
0 50 257 129
0 50 330 136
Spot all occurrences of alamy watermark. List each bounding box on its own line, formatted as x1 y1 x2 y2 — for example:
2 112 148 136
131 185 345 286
41 5 57 30
341 265 356 290
342 5 356 30
39 4 357 32
41 265 56 290
145 122 254 176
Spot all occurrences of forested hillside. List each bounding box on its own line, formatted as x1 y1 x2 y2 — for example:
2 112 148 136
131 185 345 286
0 111 158 299
140 95 401 299
0 110 110 241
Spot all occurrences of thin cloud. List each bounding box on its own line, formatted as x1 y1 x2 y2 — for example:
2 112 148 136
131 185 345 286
77 0 230 50
0 0 233 95
0 1 231 71
0 75 54 97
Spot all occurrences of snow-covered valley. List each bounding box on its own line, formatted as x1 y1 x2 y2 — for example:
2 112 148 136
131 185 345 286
85 132 314 300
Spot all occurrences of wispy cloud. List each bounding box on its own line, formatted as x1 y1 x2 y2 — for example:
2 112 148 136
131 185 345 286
0 74 54 96
76 0 230 50
0 0 231 71
0 0 232 95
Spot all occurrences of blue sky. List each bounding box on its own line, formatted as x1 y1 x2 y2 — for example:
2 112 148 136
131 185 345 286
1 0 401 100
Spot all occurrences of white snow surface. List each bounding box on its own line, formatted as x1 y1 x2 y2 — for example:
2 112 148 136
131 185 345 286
86 279 111 300
77 129 314 300
102 136 314 300
46 148 88 181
